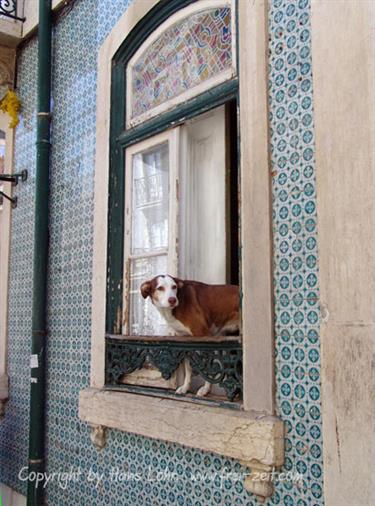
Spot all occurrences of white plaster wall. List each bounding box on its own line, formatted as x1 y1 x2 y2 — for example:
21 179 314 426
0 484 26 506
22 0 65 37
311 1 375 505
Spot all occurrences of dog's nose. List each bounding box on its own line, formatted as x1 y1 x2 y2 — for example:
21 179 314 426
168 297 177 306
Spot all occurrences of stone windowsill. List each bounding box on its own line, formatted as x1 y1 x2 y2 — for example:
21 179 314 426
79 387 284 500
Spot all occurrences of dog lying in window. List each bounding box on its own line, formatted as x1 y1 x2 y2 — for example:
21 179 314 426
140 275 239 397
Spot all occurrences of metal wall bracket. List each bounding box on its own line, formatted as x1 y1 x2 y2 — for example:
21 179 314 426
0 191 17 208
0 170 28 209
0 169 28 186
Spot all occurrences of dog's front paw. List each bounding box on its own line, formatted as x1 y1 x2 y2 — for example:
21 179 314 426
196 384 211 397
175 385 189 395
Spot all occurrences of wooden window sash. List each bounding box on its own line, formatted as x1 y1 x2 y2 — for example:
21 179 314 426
122 128 180 335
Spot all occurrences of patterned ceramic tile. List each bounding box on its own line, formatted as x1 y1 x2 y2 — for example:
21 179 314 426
0 0 323 505
269 0 323 504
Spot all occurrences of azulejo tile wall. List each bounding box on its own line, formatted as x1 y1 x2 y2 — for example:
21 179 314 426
0 0 323 505
269 0 323 504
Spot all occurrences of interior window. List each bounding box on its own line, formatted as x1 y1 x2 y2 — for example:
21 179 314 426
126 140 171 336
123 102 238 336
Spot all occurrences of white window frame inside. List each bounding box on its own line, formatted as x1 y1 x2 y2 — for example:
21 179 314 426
79 0 283 500
123 105 230 338
179 105 228 284
123 129 179 336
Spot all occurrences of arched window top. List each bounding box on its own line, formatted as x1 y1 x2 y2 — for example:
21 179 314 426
126 0 235 127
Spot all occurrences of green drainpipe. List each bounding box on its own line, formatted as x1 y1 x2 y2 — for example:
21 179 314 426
27 0 52 505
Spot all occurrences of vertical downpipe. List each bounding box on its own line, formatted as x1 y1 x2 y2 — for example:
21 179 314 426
27 0 52 505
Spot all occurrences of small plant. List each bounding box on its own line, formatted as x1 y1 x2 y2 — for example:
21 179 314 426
0 89 21 128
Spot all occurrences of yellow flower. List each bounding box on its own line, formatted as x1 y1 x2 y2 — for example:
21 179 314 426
0 90 21 128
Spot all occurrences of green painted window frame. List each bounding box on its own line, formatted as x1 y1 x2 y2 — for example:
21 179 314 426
106 0 239 333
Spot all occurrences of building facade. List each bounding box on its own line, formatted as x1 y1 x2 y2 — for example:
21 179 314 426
0 0 374 505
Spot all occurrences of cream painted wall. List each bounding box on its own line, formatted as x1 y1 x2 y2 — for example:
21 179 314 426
0 0 67 46
0 484 26 506
311 1 375 505
22 0 65 37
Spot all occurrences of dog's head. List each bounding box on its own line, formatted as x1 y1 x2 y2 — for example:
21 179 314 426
140 275 184 309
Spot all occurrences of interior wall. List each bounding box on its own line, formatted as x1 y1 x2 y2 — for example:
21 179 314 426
311 1 375 505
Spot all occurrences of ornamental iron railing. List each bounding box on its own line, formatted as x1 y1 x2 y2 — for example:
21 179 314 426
0 0 24 22
105 335 243 404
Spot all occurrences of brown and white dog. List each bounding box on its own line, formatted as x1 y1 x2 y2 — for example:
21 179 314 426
140 275 239 397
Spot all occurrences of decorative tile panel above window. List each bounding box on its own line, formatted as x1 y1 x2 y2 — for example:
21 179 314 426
126 1 236 127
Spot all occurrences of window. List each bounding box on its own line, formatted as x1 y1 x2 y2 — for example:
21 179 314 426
104 0 242 399
124 130 178 337
118 99 240 395
124 104 238 338
79 1 283 500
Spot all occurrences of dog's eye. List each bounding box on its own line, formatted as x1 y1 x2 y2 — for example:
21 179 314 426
172 285 177 290
157 286 164 291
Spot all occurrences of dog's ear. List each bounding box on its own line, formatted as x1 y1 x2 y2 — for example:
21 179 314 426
173 277 184 289
140 280 151 299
